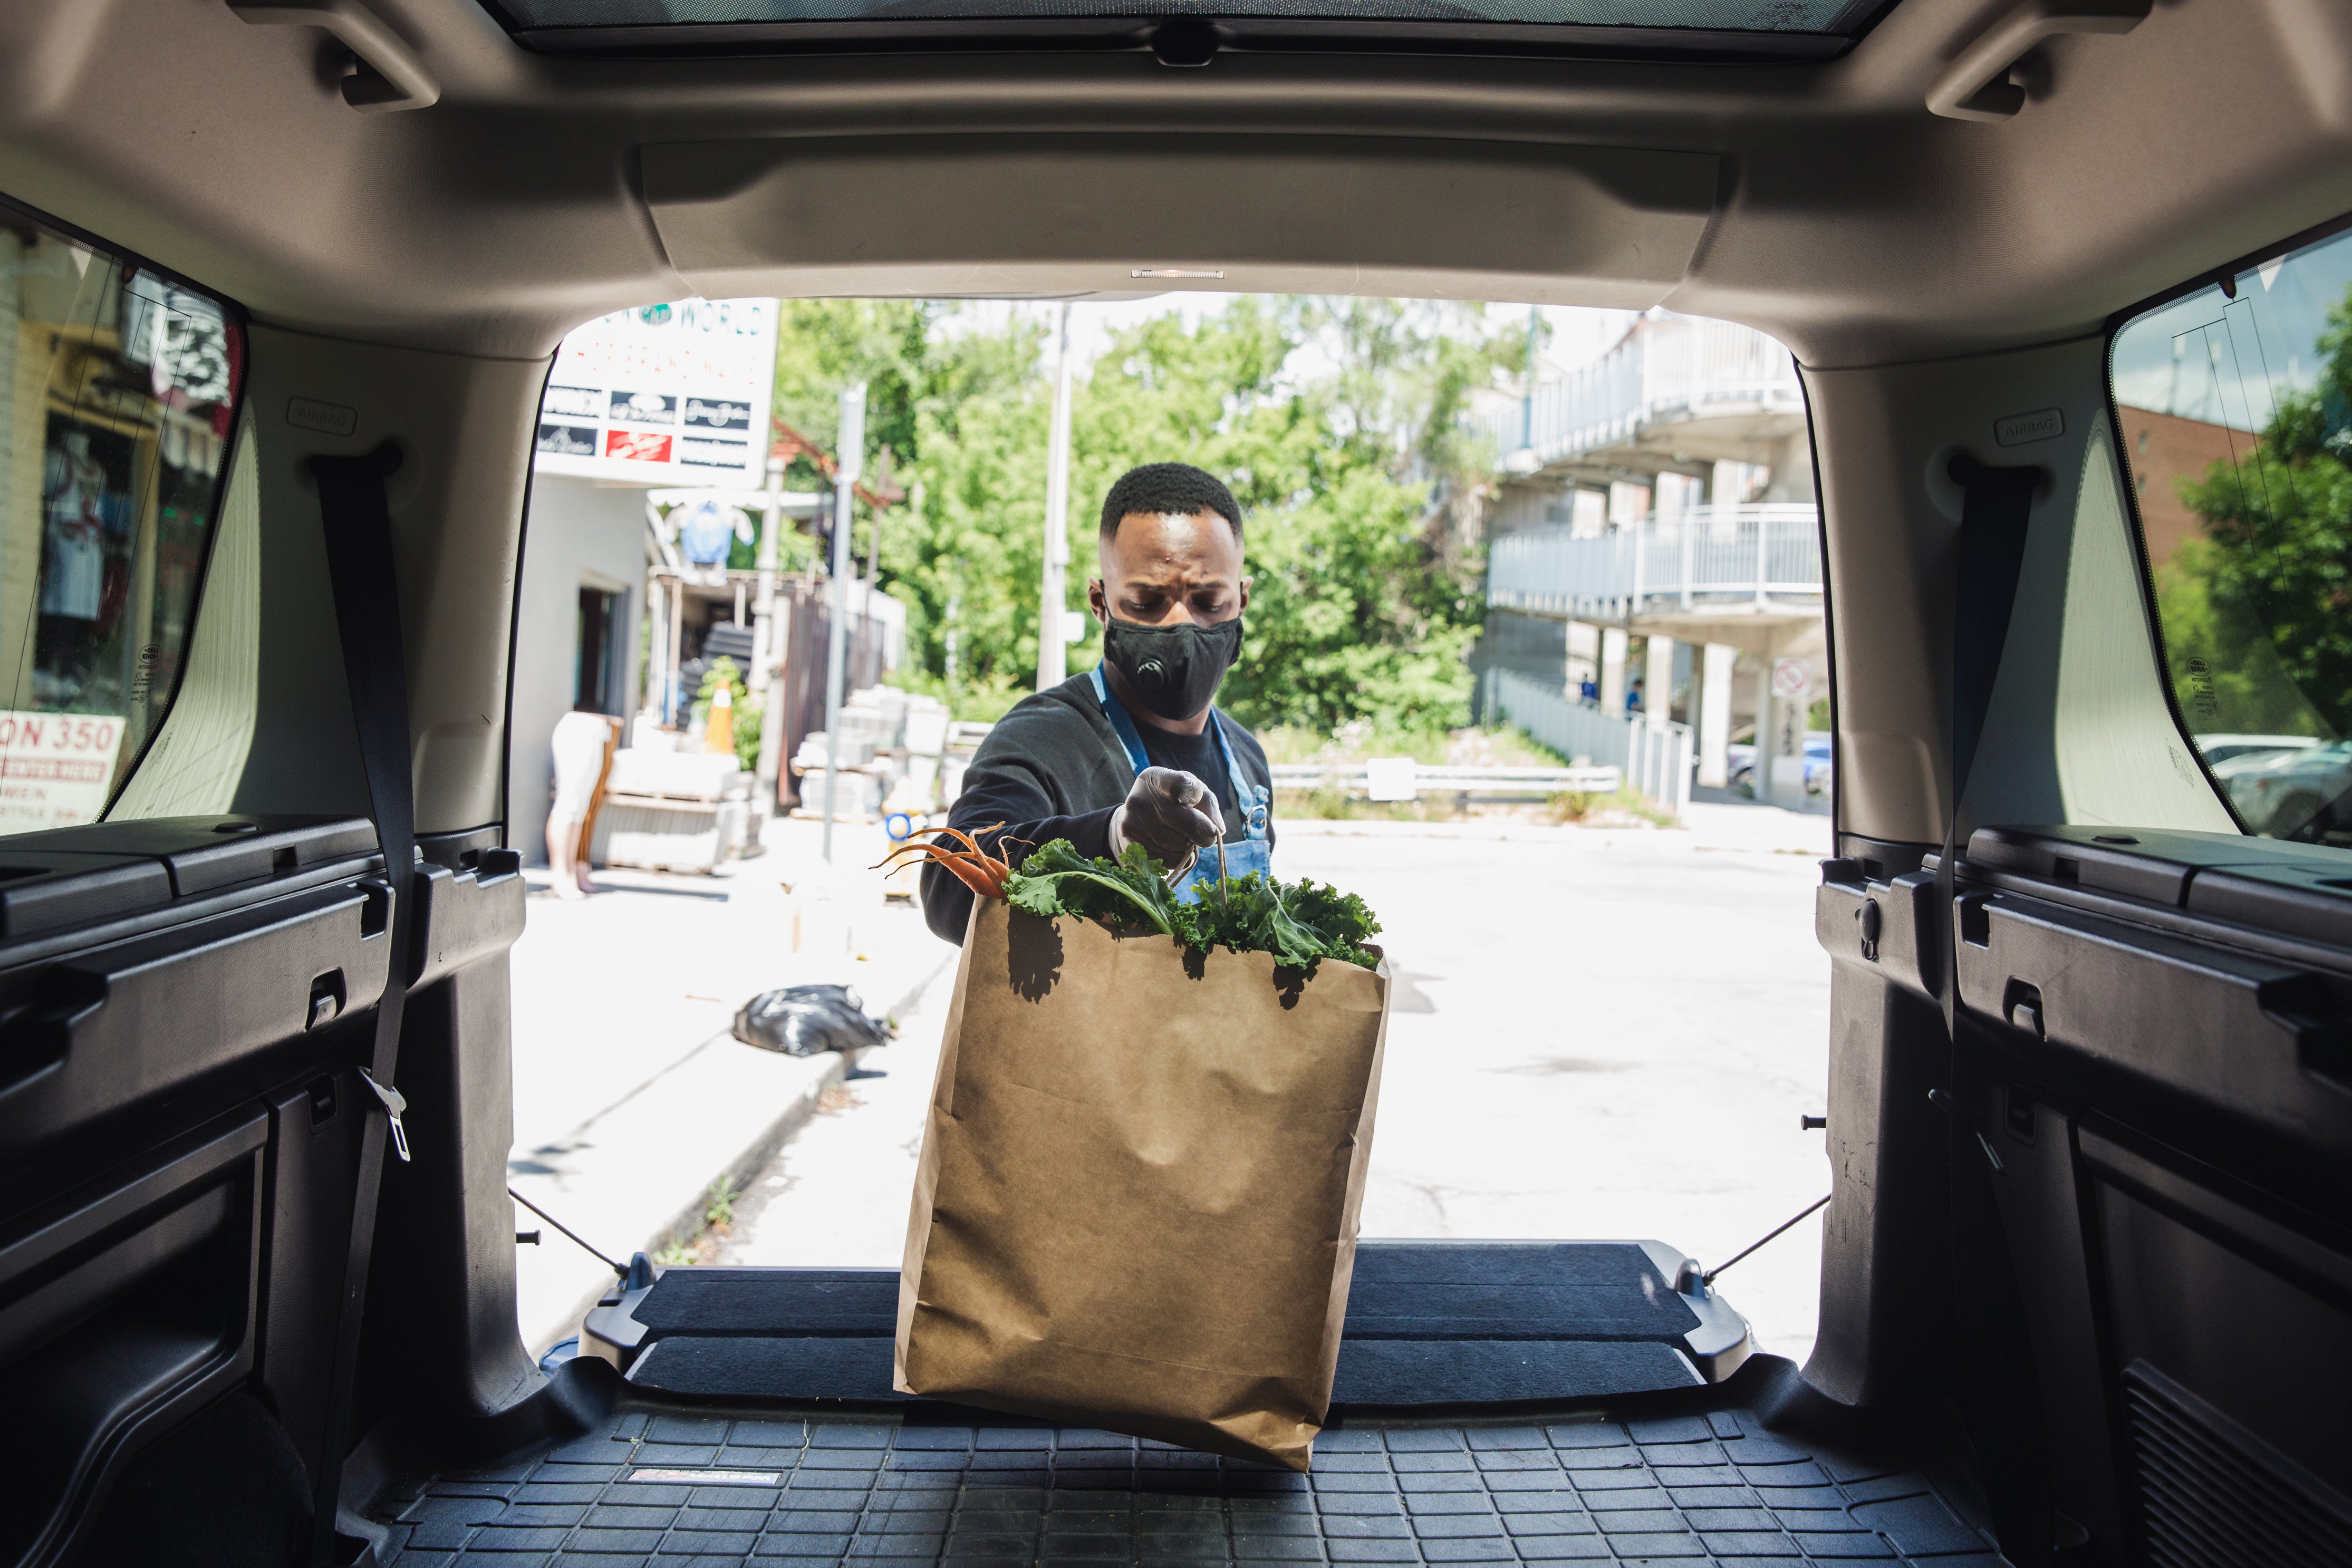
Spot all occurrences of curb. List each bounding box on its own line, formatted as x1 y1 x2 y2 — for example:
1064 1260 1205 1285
527 952 952 1354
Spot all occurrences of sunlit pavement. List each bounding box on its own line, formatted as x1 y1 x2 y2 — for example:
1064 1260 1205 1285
504 812 956 1351
724 799 1837 1369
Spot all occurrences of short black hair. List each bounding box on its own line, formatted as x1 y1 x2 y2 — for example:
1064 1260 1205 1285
1098 463 1244 545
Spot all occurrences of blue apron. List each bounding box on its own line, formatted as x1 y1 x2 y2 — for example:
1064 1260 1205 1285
1089 664 1272 902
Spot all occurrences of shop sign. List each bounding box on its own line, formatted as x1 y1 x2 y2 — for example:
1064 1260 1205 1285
533 298 778 487
0 711 125 831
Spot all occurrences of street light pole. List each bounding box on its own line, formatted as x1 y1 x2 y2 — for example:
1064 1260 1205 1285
822 383 867 864
750 453 787 828
1036 302 1074 692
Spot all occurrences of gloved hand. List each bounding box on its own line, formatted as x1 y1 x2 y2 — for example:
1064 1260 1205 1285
1111 766 1226 869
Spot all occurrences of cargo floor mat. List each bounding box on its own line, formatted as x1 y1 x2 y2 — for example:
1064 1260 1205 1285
598 1242 1752 1407
370 1364 2000 1568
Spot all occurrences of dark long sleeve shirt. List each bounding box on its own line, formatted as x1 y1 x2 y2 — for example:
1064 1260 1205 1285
920 670 1276 944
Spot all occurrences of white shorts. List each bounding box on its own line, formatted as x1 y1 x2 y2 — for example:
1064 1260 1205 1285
549 711 612 820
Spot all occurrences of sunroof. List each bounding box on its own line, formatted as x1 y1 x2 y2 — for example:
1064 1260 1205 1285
491 0 1894 52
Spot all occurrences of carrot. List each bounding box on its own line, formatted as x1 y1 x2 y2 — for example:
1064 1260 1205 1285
872 822 1016 902
876 840 1004 898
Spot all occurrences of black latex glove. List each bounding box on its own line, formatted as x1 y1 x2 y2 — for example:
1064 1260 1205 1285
1117 766 1226 867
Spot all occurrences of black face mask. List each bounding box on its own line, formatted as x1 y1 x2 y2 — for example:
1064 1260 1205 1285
1101 616 1244 721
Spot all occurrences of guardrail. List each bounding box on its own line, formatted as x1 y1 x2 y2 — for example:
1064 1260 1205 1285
1476 315 1802 468
1485 670 1693 818
1487 505 1821 620
1269 762 1623 797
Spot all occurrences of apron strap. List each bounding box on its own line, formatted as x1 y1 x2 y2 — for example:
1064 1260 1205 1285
1093 664 1267 844
1208 711 1269 842
1089 664 1151 778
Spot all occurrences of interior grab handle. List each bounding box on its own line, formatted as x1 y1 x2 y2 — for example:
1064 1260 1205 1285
1925 0 2148 122
231 0 440 113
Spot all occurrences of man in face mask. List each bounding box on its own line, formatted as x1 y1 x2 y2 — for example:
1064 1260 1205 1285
919 462 1274 945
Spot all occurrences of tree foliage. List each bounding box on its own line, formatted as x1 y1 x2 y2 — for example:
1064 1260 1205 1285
2169 288 2352 738
772 297 1522 729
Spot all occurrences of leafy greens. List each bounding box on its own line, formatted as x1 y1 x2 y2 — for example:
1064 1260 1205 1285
1002 840 1381 970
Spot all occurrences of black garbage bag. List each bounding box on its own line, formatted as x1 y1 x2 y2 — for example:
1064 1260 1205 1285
732 984 893 1057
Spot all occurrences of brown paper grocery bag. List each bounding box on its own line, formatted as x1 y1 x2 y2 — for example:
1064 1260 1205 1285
894 897 1390 1472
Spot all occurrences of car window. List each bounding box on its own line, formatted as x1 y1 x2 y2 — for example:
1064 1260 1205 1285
2114 221 2352 841
0 203 245 832
490 0 1896 47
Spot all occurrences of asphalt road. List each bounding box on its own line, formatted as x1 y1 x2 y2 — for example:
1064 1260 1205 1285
722 802 1837 1366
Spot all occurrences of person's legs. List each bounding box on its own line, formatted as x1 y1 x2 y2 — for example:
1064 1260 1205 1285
547 812 586 899
547 711 610 898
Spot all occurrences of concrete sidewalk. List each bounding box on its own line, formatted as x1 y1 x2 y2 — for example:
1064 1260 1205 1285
504 814 955 1354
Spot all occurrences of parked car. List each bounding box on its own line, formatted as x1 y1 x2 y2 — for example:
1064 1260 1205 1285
2214 739 2352 839
2193 732 2325 766
1728 732 1832 795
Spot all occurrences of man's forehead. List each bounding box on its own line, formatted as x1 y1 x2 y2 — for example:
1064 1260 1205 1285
1104 509 1241 571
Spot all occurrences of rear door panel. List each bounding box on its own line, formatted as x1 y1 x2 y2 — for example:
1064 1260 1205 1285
0 825 526 1565
1816 830 2352 1560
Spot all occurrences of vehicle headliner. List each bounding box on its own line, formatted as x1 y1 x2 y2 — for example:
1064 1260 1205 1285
3 0 2347 370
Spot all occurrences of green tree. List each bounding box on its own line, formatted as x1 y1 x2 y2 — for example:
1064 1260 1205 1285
772 296 1523 731
1061 298 1514 731
2175 289 2352 735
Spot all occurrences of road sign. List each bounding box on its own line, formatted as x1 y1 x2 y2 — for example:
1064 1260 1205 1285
1771 658 1811 701
1365 757 1418 802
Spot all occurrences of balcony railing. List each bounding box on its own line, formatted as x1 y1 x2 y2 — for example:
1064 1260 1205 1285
1488 504 1822 620
1476 315 1803 468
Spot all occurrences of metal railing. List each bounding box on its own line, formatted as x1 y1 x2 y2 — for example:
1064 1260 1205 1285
1488 504 1822 620
1269 762 1622 796
1485 671 1693 818
1478 315 1802 467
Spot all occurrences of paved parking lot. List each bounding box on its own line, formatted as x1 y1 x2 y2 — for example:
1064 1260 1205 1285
721 802 1835 1364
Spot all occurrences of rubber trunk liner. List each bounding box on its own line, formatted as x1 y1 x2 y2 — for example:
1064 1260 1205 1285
371 1374 2003 1567
603 1242 1750 1407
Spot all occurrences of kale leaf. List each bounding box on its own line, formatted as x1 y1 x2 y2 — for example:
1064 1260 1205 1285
1003 839 1185 938
1002 840 1381 970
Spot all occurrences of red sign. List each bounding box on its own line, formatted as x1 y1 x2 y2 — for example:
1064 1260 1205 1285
604 429 674 463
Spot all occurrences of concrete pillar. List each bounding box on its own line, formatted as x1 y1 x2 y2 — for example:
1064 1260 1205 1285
1572 488 1607 537
1599 627 1628 719
1566 620 1599 700
1642 635 1674 731
1698 642 1735 787
1755 632 1809 808
1762 433 1818 503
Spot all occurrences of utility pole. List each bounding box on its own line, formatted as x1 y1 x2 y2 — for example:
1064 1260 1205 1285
864 447 893 691
750 452 787 829
822 382 866 864
1521 303 1540 452
1036 302 1075 692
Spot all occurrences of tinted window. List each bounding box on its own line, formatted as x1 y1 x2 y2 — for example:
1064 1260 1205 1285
2113 224 2352 842
0 204 244 830
491 0 1892 43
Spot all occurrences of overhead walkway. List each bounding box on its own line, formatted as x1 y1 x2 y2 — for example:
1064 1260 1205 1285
1487 505 1821 631
1474 315 1825 810
1476 316 1808 483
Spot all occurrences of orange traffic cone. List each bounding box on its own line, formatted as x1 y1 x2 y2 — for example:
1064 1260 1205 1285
705 683 735 756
